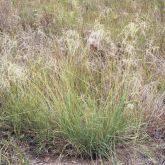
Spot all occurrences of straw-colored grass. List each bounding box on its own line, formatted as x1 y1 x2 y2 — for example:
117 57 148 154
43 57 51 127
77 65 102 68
0 0 164 163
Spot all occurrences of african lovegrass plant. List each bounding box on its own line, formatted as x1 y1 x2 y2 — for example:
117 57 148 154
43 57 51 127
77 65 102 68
1 49 144 158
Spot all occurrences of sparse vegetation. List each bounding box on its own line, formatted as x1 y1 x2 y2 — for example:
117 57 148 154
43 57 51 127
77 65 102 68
0 0 165 164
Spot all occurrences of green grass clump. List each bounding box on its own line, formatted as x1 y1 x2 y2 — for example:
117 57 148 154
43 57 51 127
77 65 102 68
0 58 143 158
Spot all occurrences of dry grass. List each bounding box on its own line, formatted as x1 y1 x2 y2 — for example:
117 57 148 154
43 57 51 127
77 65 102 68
0 0 165 163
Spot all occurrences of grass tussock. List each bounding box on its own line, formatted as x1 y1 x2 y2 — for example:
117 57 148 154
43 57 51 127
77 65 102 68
0 0 165 161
